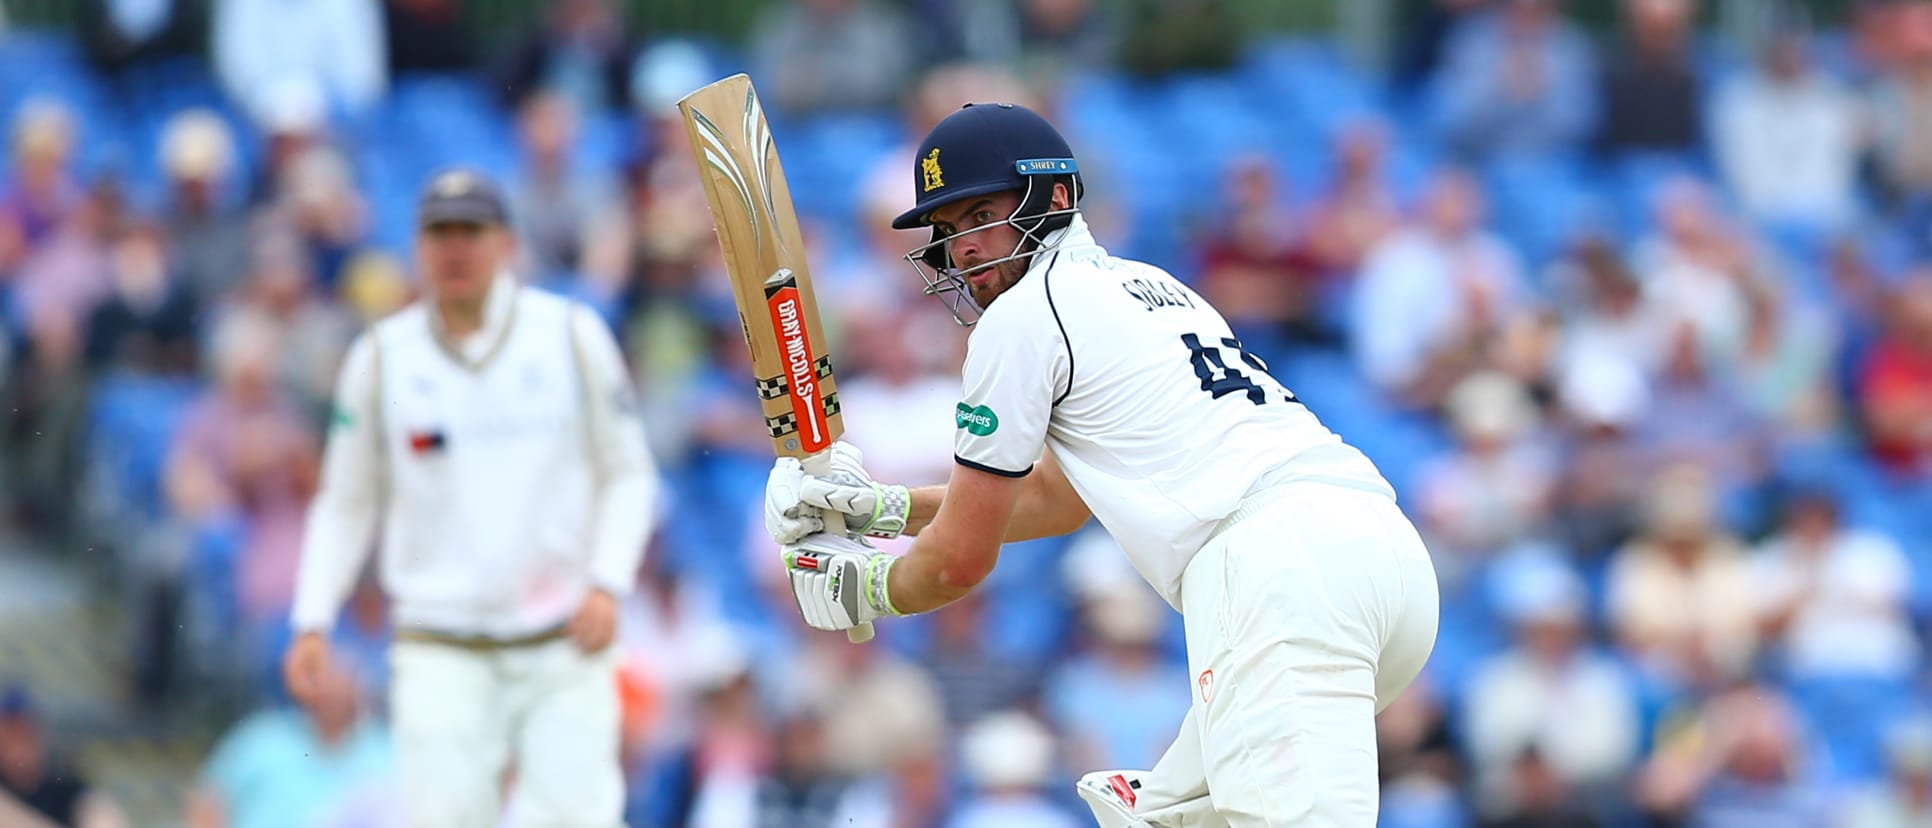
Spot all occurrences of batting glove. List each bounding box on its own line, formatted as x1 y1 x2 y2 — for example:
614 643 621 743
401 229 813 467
798 442 911 539
765 457 824 545
782 532 901 633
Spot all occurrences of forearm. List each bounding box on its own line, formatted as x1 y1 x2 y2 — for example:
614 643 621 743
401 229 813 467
885 531 983 614
588 469 655 595
901 472 1085 542
290 493 379 632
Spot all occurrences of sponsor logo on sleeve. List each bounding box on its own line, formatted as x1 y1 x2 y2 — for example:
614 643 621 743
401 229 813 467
955 402 999 436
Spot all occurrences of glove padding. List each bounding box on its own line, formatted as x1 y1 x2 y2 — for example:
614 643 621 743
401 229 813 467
782 532 900 633
765 457 823 544
763 442 911 545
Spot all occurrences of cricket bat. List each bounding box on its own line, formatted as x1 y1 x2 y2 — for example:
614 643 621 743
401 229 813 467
677 74 873 644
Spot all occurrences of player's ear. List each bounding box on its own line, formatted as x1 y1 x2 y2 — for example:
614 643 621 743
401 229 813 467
1050 182 1072 211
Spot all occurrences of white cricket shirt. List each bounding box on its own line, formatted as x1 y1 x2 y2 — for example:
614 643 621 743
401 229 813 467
954 216 1393 610
291 275 659 637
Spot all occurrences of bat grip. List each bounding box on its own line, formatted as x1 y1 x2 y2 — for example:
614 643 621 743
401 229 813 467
803 451 874 644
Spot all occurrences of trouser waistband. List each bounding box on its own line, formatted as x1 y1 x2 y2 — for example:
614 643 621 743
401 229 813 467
393 623 569 652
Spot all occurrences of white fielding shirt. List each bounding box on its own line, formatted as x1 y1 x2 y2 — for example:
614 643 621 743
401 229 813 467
291 276 658 636
954 216 1393 610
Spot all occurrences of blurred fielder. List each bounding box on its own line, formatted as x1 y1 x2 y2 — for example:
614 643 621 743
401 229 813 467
283 170 657 827
765 104 1439 827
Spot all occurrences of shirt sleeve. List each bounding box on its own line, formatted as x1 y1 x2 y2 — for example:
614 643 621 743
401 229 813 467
953 289 1069 478
572 307 660 596
290 334 385 633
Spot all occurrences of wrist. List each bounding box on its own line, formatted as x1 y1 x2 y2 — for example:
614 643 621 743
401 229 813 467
865 483 912 539
863 553 903 617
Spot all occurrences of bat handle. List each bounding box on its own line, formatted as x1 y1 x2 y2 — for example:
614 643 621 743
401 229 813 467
803 451 874 644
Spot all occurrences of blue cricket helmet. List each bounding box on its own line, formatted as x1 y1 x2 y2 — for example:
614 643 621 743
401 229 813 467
891 102 1084 229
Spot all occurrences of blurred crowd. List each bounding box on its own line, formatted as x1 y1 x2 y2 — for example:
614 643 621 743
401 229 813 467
3 0 1932 826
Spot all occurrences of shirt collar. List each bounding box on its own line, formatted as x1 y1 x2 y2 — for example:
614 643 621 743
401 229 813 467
434 271 519 368
1026 213 1099 279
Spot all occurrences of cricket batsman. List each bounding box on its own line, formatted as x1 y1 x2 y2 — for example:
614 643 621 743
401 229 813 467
764 104 1440 826
282 170 658 827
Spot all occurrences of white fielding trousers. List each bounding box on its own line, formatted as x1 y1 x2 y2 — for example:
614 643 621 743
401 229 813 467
390 638 622 827
1129 481 1440 828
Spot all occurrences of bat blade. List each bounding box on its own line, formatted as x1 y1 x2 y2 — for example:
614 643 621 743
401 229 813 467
678 74 872 644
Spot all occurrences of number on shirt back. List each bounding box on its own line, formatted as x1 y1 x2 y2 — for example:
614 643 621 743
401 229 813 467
1181 334 1299 406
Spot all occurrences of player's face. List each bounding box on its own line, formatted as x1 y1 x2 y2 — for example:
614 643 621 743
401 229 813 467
417 222 513 306
930 190 1029 309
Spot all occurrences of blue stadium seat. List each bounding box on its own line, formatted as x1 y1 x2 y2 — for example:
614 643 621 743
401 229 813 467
1785 676 1914 784
777 112 901 229
86 374 203 524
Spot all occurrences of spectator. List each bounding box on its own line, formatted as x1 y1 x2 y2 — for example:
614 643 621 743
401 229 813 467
382 0 474 77
1713 24 1860 231
1465 551 1640 820
1116 0 1239 77
212 0 386 126
1303 120 1403 276
183 660 391 828
497 0 636 114
10 183 121 354
1733 277 1839 437
676 666 774 828
0 101 84 278
787 629 948 781
0 311 88 540
836 309 965 486
511 90 621 284
1376 677 1466 828
1868 1 1932 211
1638 319 1767 490
1842 716 1932 828
164 313 321 626
948 712 1080 828
750 0 915 116
1605 463 1757 684
82 221 199 377
1397 0 1491 91
157 109 253 305
1551 351 1651 558
745 704 889 828
1045 581 1188 774
229 231 358 417
0 687 126 828
1197 155 1334 347
261 146 367 289
1014 0 1117 87
1632 177 1763 361
1857 273 1932 477
77 0 205 76
1477 747 1604 828
240 80 329 208
1431 0 1595 161
1636 686 1828 827
1754 488 1918 682
1595 0 1701 157
1417 372 1555 577
922 591 1039 729
1352 168 1529 406
1551 236 1669 376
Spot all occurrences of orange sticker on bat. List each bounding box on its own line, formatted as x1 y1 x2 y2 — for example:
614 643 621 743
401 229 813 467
766 274 831 454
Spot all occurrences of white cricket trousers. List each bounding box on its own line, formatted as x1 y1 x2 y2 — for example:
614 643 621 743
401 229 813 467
390 638 623 827
1136 481 1439 827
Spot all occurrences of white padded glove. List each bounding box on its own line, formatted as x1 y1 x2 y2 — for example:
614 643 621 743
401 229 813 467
781 532 900 633
765 457 824 544
798 442 911 539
